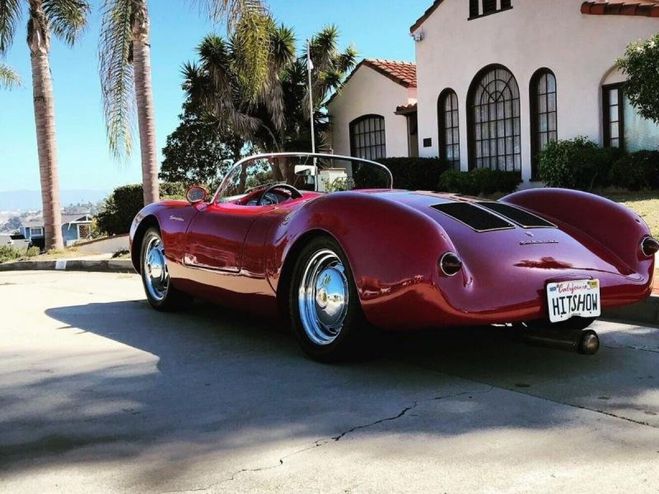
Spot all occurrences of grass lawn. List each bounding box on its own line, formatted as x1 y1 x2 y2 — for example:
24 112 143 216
602 191 659 239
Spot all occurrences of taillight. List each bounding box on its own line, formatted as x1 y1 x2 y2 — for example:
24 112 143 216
641 236 659 257
439 252 462 277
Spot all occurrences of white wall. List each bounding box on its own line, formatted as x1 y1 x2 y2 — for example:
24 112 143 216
412 0 659 182
328 66 415 157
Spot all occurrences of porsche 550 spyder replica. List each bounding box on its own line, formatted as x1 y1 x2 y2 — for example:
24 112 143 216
129 152 657 361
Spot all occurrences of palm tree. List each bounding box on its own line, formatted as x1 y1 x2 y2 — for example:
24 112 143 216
0 0 89 251
99 0 269 206
183 24 357 152
0 62 20 88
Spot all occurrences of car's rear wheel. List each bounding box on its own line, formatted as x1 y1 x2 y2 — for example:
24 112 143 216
289 236 372 362
140 227 191 311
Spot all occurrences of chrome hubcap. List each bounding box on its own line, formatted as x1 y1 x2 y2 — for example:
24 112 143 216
298 249 349 346
144 236 169 302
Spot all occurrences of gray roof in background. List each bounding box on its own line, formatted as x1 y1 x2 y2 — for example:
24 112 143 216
21 213 92 228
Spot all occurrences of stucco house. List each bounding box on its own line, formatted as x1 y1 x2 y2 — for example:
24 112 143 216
328 0 659 185
20 213 93 247
327 59 419 159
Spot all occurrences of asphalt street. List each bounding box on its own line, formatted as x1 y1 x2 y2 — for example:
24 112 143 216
1 271 658 493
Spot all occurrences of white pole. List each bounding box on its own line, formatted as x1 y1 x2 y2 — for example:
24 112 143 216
307 39 318 191
307 39 316 154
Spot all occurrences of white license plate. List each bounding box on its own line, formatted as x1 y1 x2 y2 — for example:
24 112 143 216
546 279 601 323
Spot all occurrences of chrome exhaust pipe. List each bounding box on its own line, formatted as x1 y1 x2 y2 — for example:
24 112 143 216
518 328 599 355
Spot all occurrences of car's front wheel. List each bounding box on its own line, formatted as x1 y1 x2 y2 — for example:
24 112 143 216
289 236 372 362
140 227 191 311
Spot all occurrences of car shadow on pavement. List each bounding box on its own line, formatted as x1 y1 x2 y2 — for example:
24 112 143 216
1 298 657 485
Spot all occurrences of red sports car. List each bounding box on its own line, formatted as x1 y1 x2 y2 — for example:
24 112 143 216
129 153 657 361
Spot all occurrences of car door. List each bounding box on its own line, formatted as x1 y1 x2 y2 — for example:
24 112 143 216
183 202 267 273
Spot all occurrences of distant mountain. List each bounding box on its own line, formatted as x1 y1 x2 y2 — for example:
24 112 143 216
0 189 109 211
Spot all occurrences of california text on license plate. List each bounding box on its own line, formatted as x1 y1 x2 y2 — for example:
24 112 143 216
546 279 601 323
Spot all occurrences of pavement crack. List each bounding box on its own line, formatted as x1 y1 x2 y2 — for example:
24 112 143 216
209 388 488 489
330 401 419 442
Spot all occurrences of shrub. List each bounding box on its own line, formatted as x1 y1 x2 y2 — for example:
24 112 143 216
437 169 521 195
538 137 620 190
95 185 143 236
376 157 452 191
0 245 39 263
610 151 659 191
0 245 23 263
96 182 187 235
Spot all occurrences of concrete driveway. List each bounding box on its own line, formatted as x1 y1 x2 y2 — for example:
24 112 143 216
1 271 658 493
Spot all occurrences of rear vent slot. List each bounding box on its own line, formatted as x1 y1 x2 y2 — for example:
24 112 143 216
478 202 555 228
431 203 514 232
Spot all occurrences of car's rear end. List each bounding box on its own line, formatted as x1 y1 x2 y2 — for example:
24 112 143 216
359 190 655 330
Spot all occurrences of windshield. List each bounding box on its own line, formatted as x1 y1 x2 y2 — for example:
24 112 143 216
214 153 393 203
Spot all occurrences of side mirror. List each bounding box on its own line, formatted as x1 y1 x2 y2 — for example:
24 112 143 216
186 185 209 204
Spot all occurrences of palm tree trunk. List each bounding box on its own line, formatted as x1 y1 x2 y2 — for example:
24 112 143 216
29 0 63 251
132 2 159 205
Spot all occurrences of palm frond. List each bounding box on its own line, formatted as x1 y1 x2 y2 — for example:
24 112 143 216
0 61 20 88
336 45 358 74
231 6 271 103
192 0 265 27
43 0 89 46
308 25 339 73
99 0 135 160
0 0 22 53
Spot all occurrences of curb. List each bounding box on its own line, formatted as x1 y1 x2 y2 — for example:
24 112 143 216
602 296 659 326
0 259 135 273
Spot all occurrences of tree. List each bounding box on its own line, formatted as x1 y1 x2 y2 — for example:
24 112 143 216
0 0 90 251
159 100 248 189
617 33 659 125
184 24 357 153
0 62 20 88
99 0 270 206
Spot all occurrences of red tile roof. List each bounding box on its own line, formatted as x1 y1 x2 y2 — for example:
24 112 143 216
395 102 418 115
581 0 659 16
363 59 417 88
326 59 416 107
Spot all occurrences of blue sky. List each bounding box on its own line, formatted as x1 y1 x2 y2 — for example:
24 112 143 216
0 0 429 194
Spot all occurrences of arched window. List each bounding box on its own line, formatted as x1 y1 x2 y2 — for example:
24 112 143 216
349 115 386 160
438 89 460 169
467 65 521 172
530 68 557 179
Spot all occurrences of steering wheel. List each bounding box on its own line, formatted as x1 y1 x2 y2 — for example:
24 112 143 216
257 183 302 206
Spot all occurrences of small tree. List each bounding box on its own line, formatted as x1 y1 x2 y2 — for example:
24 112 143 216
184 24 357 152
160 101 247 189
617 34 659 125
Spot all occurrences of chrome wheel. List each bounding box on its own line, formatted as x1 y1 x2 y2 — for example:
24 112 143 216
298 249 349 346
143 235 169 302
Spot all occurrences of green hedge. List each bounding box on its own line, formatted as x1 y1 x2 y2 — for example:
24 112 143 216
96 183 187 236
538 137 622 190
376 157 452 191
437 168 522 195
609 150 659 191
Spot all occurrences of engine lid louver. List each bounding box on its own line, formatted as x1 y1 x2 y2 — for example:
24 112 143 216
478 202 555 228
431 202 515 232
